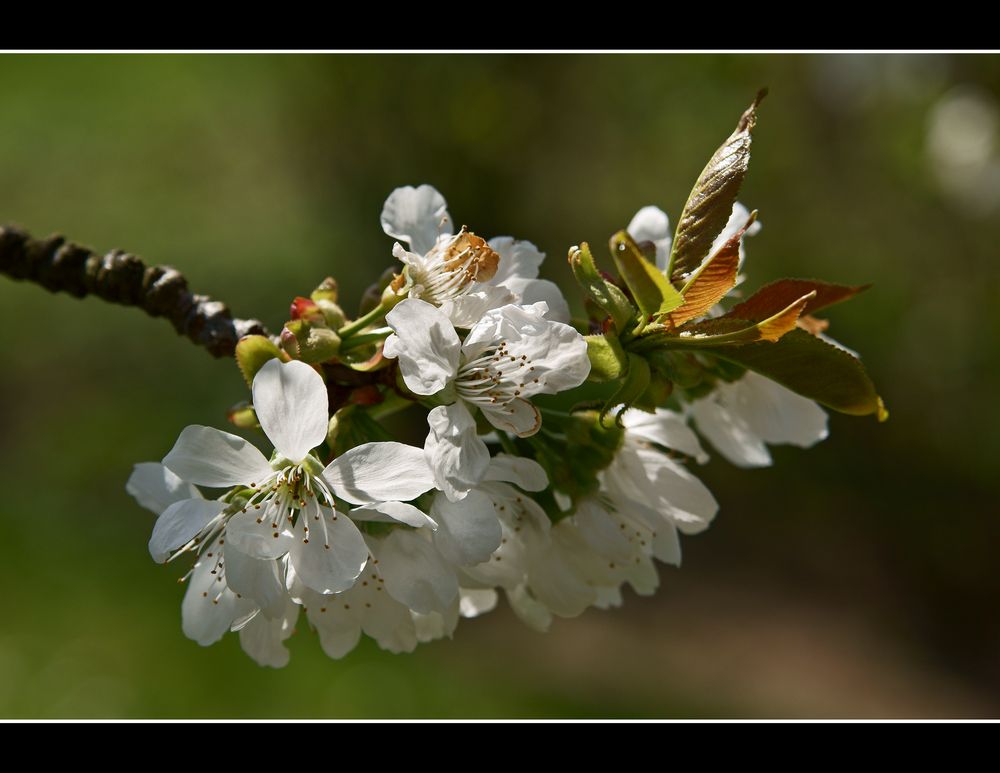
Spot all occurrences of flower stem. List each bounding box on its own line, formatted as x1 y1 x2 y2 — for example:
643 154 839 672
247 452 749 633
339 327 392 354
338 301 391 342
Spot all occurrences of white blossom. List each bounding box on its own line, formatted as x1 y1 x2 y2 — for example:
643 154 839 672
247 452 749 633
499 408 715 626
159 359 436 596
384 298 590 501
689 371 829 468
127 463 291 667
381 184 570 324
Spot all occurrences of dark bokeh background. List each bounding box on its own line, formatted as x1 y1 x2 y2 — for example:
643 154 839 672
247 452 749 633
1 54 998 718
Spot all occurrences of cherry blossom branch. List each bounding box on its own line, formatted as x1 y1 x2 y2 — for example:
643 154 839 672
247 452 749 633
0 224 273 358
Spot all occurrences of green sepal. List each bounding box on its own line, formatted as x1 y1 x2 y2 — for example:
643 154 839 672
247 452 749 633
668 90 765 282
711 328 886 419
585 333 628 382
527 409 624 517
327 404 395 457
600 352 651 427
315 299 347 329
646 349 705 389
235 334 286 388
281 319 342 364
568 242 635 332
633 371 674 412
609 231 684 321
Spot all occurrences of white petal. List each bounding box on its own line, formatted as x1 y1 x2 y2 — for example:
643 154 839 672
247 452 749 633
354 582 418 654
487 237 545 283
483 453 548 491
238 599 298 668
463 302 590 397
412 601 460 643
148 498 222 563
224 543 287 619
289 505 368 594
507 584 552 632
481 397 542 438
225 503 295 560
383 299 461 395
322 441 436 505
301 587 363 660
460 519 531 590
376 530 458 615
627 205 672 272
430 489 503 566
595 585 625 609
439 285 516 327
459 588 498 618
163 425 272 488
350 501 437 529
573 499 635 564
127 462 200 515
613 445 719 535
181 538 255 646
481 480 552 543
498 277 572 324
621 407 709 463
252 359 328 463
381 184 452 255
528 526 597 618
424 403 491 501
391 241 422 270
652 523 682 566
734 372 829 449
626 555 660 596
690 391 772 468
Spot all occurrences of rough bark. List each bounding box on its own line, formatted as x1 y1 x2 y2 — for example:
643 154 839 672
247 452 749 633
0 224 272 358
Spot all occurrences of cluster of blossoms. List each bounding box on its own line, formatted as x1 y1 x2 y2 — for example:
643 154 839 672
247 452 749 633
128 98 884 666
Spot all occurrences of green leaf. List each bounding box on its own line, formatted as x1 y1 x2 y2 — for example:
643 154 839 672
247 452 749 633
711 328 885 418
600 352 651 427
642 292 813 349
727 278 871 321
609 231 684 321
647 349 705 389
568 242 635 332
667 90 766 282
663 210 756 327
235 334 286 388
585 333 629 382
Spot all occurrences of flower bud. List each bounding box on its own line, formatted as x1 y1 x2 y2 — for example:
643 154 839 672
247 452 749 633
235 334 286 387
281 319 341 364
226 401 259 429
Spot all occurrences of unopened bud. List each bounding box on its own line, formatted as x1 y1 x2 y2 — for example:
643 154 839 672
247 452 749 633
311 277 339 304
227 401 259 429
290 296 325 324
282 319 341 364
235 334 285 388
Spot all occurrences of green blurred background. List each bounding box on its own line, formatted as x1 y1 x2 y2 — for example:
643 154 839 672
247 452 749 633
1 53 998 718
